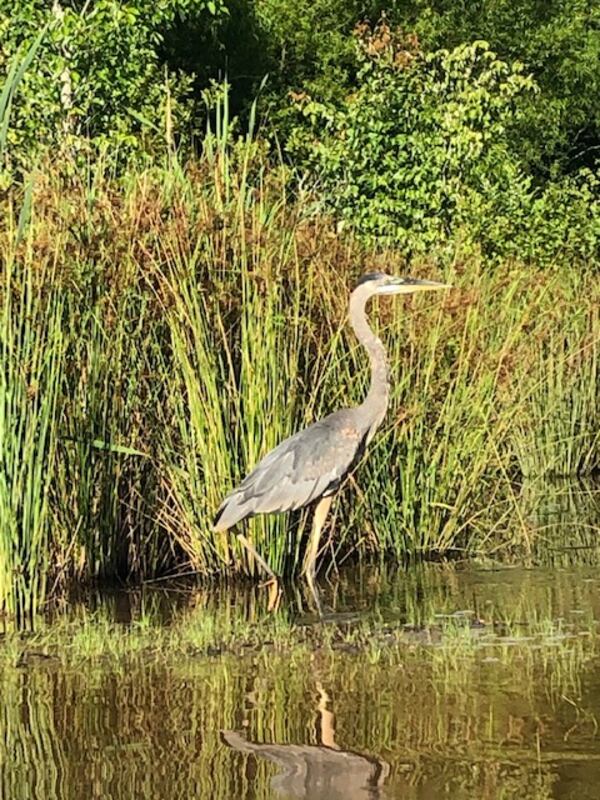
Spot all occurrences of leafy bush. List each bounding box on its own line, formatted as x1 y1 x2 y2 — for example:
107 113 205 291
287 25 535 254
255 0 600 179
287 22 599 264
0 0 223 167
472 168 600 266
394 0 600 176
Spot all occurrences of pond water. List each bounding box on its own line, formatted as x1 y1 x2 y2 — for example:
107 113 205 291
3 561 600 799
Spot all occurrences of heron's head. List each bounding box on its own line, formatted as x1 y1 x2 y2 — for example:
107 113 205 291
356 272 451 296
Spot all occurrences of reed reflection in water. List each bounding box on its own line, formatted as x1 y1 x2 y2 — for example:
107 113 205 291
3 555 600 798
223 683 389 799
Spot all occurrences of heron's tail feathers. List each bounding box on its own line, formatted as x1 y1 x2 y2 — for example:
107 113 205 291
212 493 251 532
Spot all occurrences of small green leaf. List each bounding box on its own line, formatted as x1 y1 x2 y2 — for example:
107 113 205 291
90 439 148 457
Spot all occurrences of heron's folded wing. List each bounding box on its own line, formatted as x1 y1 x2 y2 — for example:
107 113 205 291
213 412 365 529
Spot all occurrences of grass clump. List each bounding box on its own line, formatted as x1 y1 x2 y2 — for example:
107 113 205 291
0 234 64 619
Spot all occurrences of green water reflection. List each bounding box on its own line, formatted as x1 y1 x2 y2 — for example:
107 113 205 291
3 558 600 799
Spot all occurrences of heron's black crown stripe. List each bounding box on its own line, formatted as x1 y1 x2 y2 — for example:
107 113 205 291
355 272 388 287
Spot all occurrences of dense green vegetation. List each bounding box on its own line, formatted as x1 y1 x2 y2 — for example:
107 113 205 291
0 2 599 617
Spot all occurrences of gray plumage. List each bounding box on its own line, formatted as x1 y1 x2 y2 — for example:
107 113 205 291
213 273 450 535
213 409 368 530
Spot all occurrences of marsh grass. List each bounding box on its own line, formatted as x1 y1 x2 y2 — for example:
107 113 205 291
0 131 598 612
0 231 64 619
520 478 600 566
510 301 599 477
156 209 312 576
53 275 165 582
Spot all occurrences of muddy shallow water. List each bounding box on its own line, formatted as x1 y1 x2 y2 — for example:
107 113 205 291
3 563 600 799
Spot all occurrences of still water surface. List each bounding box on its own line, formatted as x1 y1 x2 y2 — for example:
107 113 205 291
3 563 600 799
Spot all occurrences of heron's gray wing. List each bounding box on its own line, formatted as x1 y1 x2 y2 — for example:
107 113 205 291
213 411 365 530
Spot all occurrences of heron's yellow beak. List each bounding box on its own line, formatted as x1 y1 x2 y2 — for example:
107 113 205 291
378 277 452 295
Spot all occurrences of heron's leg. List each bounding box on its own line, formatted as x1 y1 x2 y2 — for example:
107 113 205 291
303 495 333 612
236 532 277 581
303 495 333 579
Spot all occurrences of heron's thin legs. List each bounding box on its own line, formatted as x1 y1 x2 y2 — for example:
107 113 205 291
303 494 333 612
303 495 333 578
236 532 277 581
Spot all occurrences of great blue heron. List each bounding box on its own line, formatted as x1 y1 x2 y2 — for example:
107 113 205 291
213 273 450 599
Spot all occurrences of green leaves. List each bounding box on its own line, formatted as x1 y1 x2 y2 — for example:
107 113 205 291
287 23 597 265
0 28 46 160
0 0 225 166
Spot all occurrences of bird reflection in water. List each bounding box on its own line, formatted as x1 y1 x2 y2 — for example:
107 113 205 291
222 683 389 799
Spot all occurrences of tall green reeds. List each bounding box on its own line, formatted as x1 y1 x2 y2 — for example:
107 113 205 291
155 162 315 576
53 284 162 581
0 134 598 612
0 233 63 618
361 267 599 557
510 300 599 477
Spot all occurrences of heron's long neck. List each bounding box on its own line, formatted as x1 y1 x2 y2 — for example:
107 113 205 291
349 289 390 432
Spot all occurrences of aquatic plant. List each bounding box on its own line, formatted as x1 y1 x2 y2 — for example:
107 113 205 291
0 218 64 619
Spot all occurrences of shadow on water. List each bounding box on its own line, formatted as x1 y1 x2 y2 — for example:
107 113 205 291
1 478 600 799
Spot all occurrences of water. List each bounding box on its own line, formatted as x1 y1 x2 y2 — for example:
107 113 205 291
3 563 600 799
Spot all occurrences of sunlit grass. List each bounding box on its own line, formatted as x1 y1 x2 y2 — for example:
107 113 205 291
0 230 64 619
510 301 599 477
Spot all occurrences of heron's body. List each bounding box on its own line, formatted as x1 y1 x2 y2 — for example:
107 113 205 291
213 408 370 531
213 273 450 600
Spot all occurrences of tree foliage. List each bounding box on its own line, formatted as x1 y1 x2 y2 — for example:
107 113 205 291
391 0 600 175
1 2 598 264
287 26 533 253
284 22 599 262
0 0 224 163
253 0 600 178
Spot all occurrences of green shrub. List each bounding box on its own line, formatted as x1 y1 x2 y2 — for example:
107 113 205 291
394 0 600 176
287 25 537 256
254 0 600 179
0 0 224 168
286 22 599 265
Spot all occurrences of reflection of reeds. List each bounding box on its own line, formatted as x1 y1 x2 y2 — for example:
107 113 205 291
1 570 598 800
4 562 599 664
0 118 598 612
